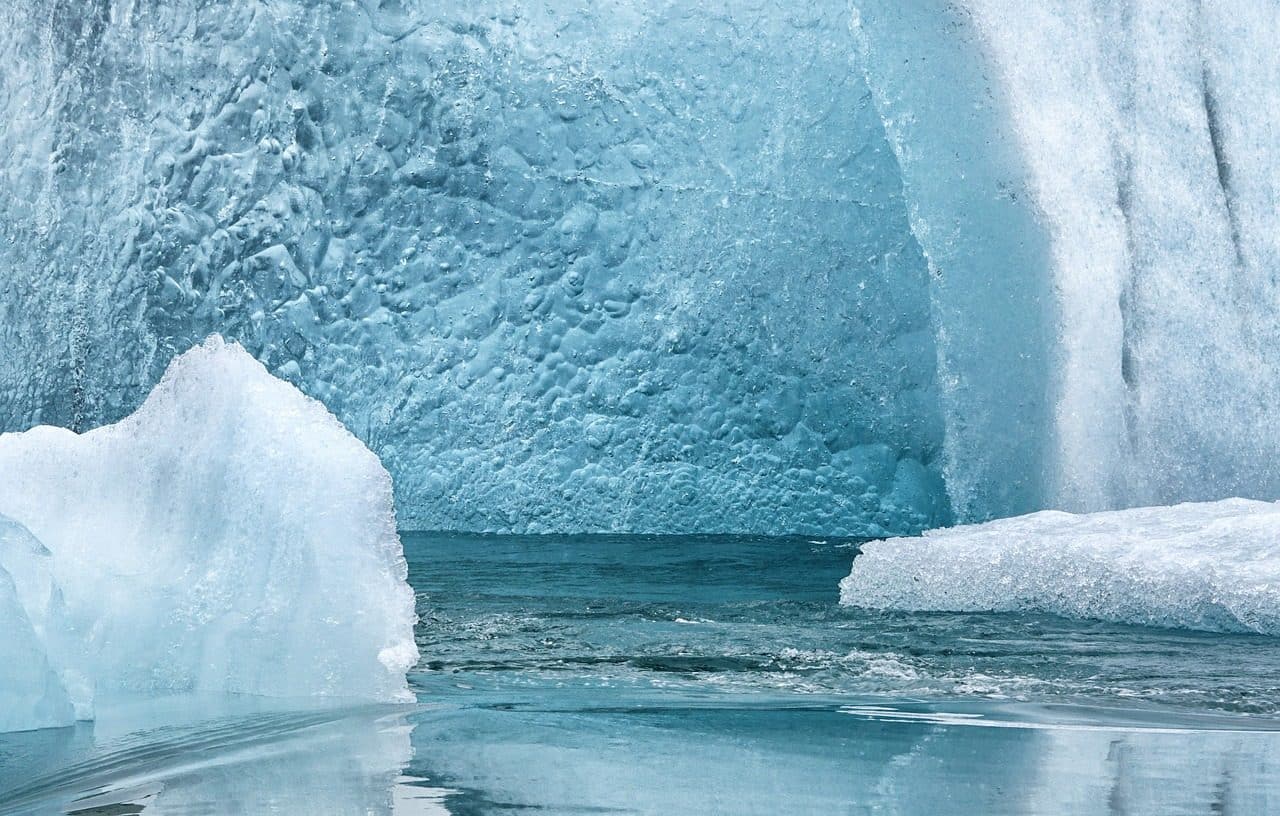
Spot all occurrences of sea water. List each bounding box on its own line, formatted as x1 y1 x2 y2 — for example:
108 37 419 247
3 534 1280 814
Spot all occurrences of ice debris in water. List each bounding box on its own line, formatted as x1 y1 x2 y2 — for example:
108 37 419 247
841 498 1280 635
0 335 418 732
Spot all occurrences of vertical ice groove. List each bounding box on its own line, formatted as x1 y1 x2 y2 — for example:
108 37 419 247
849 0 1056 521
1199 69 1244 272
933 0 1280 511
1114 143 1140 400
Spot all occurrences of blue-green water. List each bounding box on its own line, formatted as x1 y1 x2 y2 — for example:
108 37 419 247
4 534 1280 814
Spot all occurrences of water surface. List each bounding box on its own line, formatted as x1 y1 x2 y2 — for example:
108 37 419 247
4 534 1280 814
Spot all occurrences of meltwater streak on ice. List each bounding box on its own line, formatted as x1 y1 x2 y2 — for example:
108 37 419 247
0 336 417 721
939 0 1280 511
842 498 1280 635
851 1 1280 516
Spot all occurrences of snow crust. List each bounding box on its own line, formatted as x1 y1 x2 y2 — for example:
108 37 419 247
842 499 1280 634
0 336 417 731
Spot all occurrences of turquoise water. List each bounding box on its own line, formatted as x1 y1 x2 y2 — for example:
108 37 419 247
4 534 1280 814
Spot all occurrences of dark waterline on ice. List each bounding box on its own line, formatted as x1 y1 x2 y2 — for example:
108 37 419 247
4 532 1280 814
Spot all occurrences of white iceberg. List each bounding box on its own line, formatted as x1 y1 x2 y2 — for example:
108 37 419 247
841 498 1280 634
0 515 75 732
0 336 417 726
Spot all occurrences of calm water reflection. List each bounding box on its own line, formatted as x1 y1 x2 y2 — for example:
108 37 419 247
3 533 1280 814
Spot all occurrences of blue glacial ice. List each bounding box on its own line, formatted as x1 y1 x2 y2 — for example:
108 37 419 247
894 0 1280 514
0 0 960 537
842 498 1280 634
0 336 417 732
4 0 1280 534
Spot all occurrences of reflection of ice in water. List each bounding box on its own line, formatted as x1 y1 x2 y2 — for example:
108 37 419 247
391 776 456 816
404 703 1280 816
4 692 1280 814
1020 725 1280 815
135 715 412 815
0 698 422 816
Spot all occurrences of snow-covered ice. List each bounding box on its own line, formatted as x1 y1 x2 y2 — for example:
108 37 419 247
0 336 417 732
842 498 1280 634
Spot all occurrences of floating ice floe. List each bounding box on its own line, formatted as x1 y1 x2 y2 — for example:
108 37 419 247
842 499 1280 635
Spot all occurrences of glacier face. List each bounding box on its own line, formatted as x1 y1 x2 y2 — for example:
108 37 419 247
877 0 1280 512
4 1 1279 532
0 336 417 712
0 0 952 536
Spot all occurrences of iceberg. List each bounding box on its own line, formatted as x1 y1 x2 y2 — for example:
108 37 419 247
0 336 418 724
841 498 1280 635
0 515 75 733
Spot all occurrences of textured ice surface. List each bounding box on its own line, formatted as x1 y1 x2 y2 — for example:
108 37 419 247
850 1 1056 521
0 336 417 707
971 0 1280 511
861 0 1280 511
842 498 1280 634
4 1 1279 530
0 515 75 733
0 0 949 536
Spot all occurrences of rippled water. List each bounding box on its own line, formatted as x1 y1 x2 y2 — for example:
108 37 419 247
4 534 1280 814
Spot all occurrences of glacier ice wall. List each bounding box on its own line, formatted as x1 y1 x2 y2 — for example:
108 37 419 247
843 0 1280 516
4 0 1279 532
0 336 417 705
917 0 1280 511
0 0 951 536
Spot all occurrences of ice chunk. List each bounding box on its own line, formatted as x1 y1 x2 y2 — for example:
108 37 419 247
0 336 418 704
0 514 65 653
841 498 1280 634
0 515 74 732
0 513 90 720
